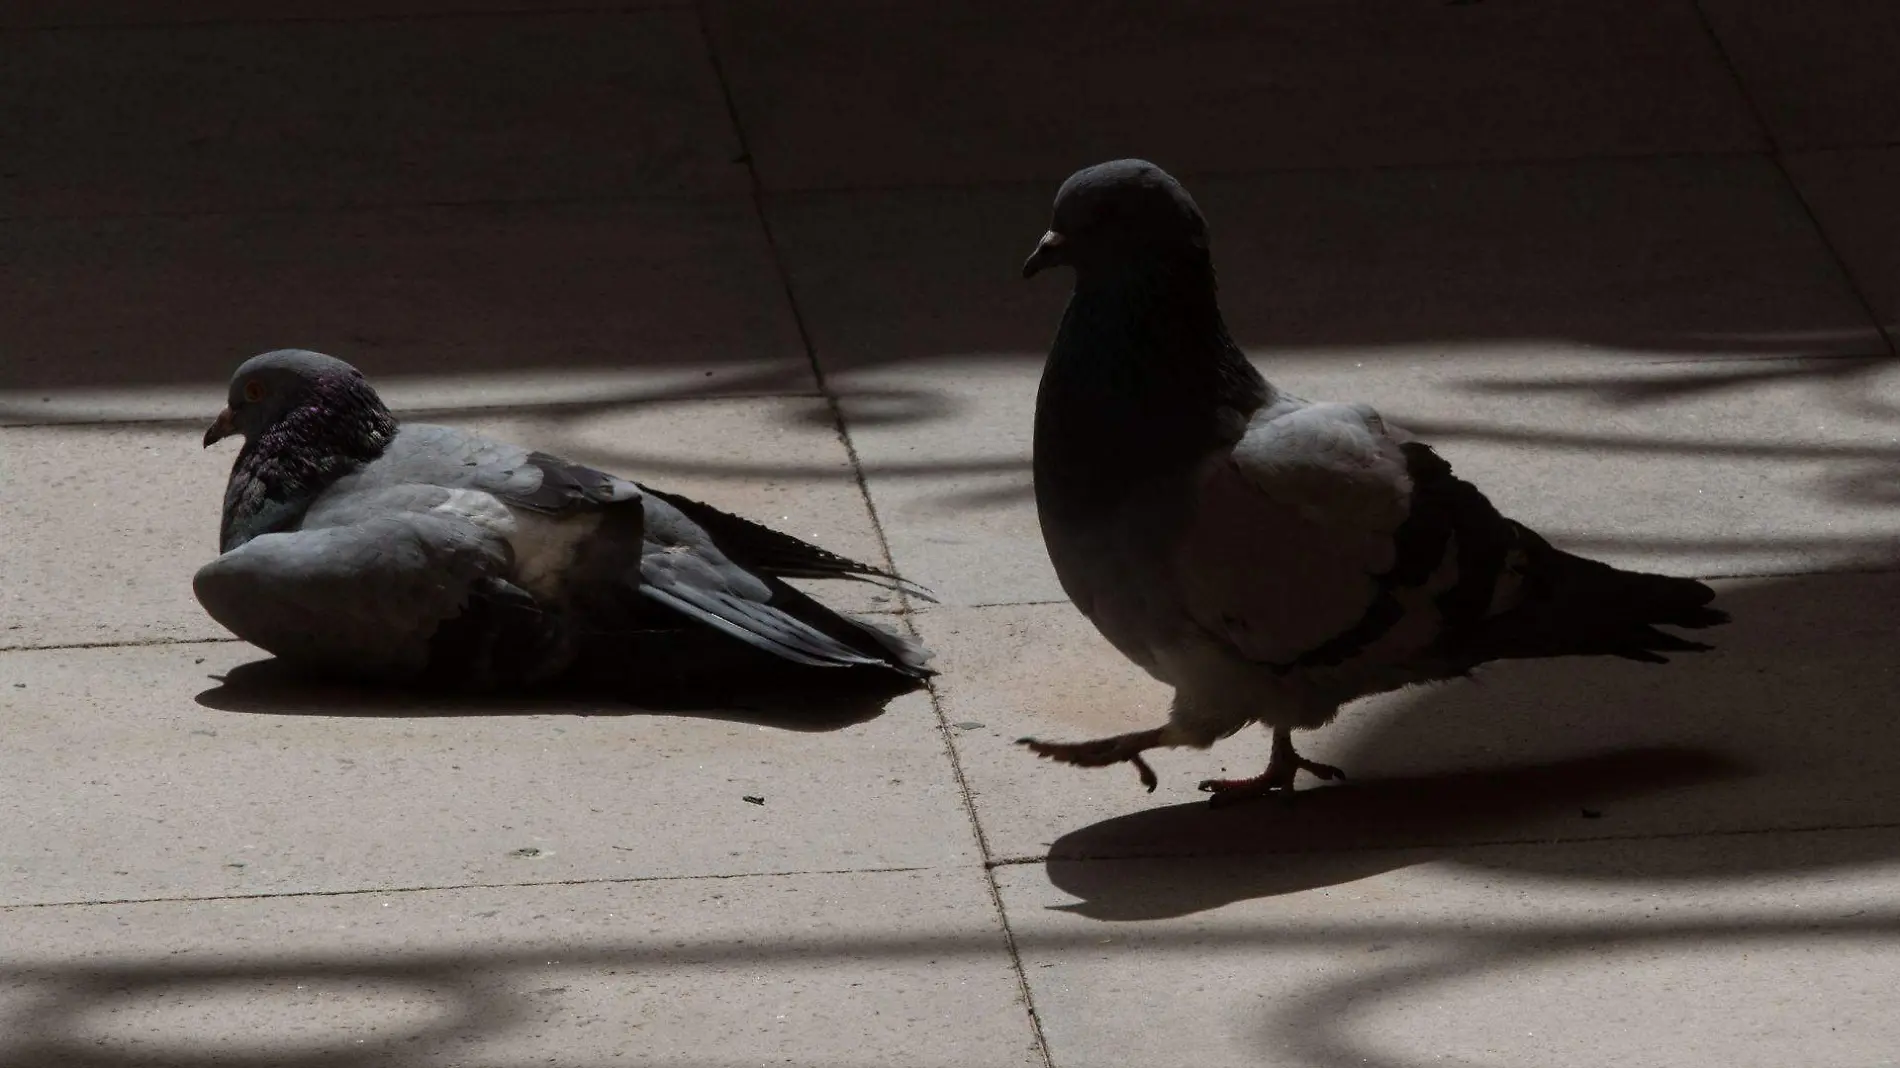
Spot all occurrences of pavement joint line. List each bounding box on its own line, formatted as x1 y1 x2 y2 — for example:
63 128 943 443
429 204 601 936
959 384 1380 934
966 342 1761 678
979 818 1900 870
0 388 832 433
0 636 242 654
0 863 939 913
1 4 689 35
0 147 1831 228
0 604 912 661
755 146 1784 200
0 187 766 227
946 563 1900 613
1632 349 1894 366
1766 157 1899 358
29 343 1898 434
692 3 919 607
11 822 1900 910
694 13 1050 1061
915 678 1058 1067
984 856 1048 870
4 563 1894 658
1689 0 1898 360
1694 564 1900 581
714 17 1053 1067
939 665 1060 1041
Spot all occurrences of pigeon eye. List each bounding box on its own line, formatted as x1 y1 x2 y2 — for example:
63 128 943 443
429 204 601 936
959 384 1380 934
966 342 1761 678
242 380 267 404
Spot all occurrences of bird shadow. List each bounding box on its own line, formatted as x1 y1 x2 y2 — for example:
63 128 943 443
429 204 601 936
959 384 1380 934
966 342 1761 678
193 656 922 733
1042 746 1747 920
1037 567 1900 920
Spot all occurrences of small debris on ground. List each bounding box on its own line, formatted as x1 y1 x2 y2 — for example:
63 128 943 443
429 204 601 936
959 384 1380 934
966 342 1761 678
509 847 544 858
953 721 985 731
743 795 765 806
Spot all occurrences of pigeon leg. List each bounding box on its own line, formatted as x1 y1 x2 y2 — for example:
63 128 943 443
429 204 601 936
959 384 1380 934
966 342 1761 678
1196 727 1344 806
1018 728 1167 792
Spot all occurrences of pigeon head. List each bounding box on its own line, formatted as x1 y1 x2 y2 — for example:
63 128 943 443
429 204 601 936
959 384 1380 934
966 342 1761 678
207 349 398 551
1022 159 1209 279
204 349 389 448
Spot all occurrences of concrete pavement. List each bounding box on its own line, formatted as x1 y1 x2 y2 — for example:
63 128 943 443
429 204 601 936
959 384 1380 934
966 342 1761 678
3 2 1898 1065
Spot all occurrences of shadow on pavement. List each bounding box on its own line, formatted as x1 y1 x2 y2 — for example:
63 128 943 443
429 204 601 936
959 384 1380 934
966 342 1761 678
1043 747 1746 919
193 654 921 733
1041 567 1900 919
5 910 1897 1067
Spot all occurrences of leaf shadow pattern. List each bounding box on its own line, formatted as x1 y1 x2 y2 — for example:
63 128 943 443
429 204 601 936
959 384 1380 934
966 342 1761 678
3 911 1894 1067
1256 909 1900 1068
1456 351 1900 414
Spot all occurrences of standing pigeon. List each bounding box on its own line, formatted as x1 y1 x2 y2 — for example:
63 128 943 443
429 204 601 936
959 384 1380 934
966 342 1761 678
1016 160 1726 804
194 349 933 690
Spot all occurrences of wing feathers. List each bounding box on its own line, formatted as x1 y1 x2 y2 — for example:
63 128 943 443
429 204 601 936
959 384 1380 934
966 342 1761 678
638 581 893 669
640 485 936 603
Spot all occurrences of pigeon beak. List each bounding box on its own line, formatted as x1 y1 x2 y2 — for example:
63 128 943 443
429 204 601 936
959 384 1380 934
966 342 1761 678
203 408 235 448
1021 230 1066 279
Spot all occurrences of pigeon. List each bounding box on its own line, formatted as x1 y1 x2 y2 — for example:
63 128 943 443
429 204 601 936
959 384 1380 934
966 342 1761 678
1015 160 1727 804
194 349 933 690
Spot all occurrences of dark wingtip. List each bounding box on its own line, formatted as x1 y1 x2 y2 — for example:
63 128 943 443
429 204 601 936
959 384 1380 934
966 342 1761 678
1618 630 1718 664
898 580 941 605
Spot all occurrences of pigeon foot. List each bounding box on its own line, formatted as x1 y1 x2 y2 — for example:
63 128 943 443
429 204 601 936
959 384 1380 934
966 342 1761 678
1196 727 1344 807
1018 728 1166 792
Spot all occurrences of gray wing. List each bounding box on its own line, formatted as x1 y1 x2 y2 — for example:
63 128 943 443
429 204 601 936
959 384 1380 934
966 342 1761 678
1173 400 1439 668
348 423 643 513
637 494 930 672
193 491 512 678
306 424 645 607
199 424 641 683
638 484 934 601
302 423 925 675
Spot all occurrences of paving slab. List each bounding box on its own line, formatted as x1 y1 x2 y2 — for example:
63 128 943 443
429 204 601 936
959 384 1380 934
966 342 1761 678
708 0 1761 192
996 828 1900 1067
771 157 1891 605
1702 0 1900 150
923 569 1900 863
0 8 742 217
0 195 811 422
0 639 969 905
2 0 684 30
2 395 891 650
1785 147 1900 344
0 868 1038 1067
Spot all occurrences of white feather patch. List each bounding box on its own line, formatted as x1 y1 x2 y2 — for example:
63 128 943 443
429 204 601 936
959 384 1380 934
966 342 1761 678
431 489 602 601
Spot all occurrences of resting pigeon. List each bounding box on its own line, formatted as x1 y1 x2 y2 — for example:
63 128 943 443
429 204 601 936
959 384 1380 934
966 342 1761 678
194 349 933 689
1016 160 1727 804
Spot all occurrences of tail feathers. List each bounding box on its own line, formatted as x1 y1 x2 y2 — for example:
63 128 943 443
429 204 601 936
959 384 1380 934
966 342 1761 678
1461 526 1728 666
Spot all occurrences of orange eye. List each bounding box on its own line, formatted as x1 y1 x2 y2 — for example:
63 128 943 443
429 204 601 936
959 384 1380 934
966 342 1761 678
242 380 266 403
